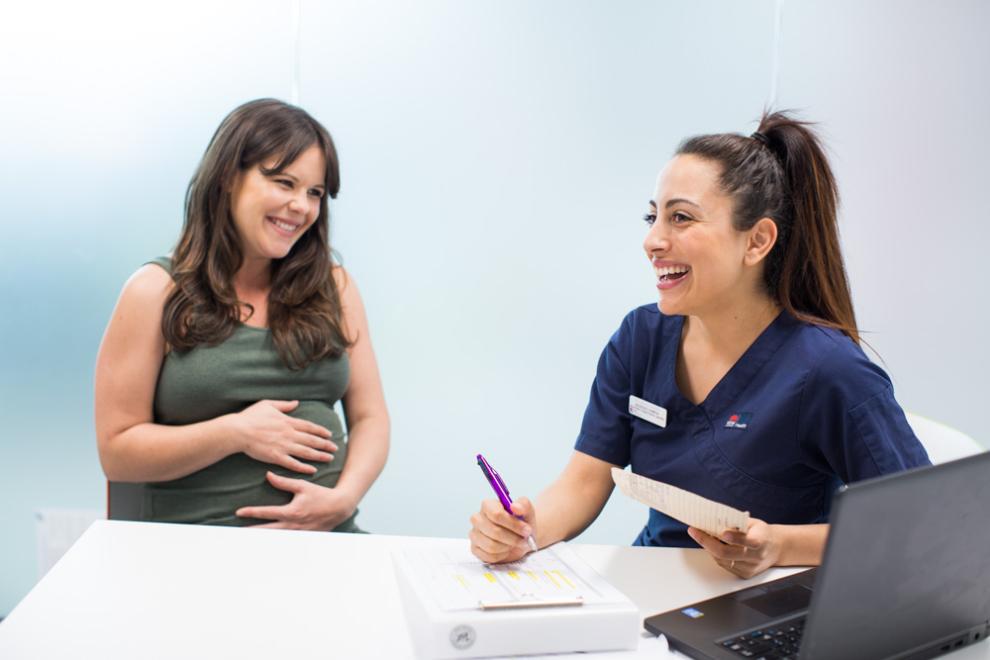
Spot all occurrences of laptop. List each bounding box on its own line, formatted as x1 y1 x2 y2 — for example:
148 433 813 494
643 452 990 660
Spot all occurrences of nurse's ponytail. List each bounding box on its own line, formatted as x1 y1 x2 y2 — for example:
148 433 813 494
677 111 859 344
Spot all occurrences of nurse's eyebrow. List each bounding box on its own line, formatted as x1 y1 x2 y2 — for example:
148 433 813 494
665 198 701 210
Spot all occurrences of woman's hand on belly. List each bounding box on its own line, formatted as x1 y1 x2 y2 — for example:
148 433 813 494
230 400 339 475
234 471 357 531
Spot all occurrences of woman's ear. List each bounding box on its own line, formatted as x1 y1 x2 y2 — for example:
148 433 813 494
744 217 778 266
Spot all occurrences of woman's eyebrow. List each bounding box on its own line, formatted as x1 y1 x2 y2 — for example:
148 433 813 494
278 171 324 190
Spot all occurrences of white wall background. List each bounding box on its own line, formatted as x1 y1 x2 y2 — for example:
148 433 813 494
1 0 987 616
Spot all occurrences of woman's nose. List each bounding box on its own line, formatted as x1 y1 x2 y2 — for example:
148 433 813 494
287 190 307 214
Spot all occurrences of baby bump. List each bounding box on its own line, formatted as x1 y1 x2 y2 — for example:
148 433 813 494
145 401 350 526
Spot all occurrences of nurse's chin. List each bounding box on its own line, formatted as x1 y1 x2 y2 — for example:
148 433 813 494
655 296 686 317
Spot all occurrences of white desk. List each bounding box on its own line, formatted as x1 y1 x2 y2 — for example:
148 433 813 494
0 521 986 659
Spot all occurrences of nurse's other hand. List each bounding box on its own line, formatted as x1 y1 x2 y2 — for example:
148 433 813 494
687 519 782 579
469 497 536 564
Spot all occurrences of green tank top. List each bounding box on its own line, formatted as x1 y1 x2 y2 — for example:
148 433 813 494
143 256 359 531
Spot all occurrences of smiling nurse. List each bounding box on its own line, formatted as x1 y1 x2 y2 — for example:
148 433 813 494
468 112 930 577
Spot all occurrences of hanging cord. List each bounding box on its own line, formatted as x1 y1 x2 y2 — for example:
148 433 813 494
768 0 784 109
290 0 302 104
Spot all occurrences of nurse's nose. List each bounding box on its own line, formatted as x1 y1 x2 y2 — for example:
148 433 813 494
643 218 671 257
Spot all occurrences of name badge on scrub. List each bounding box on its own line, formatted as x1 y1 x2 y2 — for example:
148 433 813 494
628 395 667 428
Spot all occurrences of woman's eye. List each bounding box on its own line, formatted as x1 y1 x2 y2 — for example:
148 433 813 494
643 213 657 226
276 179 293 189
308 189 324 199
671 212 692 224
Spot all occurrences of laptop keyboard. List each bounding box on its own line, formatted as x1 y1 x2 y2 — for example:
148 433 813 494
718 616 805 659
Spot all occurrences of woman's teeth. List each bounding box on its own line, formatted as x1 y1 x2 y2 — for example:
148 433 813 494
269 217 298 232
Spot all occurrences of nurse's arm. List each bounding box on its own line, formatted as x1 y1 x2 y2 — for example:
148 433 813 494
532 450 617 549
771 522 828 566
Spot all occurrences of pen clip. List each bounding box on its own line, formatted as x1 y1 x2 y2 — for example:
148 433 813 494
477 454 510 499
477 455 498 490
491 467 509 497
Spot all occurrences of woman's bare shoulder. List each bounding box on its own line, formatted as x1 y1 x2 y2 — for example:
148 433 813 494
118 263 174 313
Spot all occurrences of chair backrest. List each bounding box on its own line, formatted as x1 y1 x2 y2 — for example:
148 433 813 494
905 412 984 465
106 481 145 521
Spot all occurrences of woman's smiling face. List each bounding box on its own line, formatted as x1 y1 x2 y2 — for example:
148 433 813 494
230 143 327 262
643 154 758 318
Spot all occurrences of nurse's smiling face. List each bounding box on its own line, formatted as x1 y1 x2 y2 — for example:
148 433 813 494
643 154 768 318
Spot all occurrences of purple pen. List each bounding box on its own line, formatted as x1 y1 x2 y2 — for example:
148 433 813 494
477 453 538 552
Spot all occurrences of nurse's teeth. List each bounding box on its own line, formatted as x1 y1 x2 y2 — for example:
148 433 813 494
655 266 689 277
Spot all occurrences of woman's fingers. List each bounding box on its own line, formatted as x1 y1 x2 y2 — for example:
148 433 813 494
291 429 338 453
267 399 300 413
266 470 310 493
236 504 289 520
277 455 318 474
289 417 333 439
293 444 334 463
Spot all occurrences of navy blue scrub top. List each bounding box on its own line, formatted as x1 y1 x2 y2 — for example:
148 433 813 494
574 305 931 548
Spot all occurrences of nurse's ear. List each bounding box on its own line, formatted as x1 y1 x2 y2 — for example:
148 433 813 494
743 217 778 266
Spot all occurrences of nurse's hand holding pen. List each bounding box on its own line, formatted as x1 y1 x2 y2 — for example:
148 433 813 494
468 452 624 565
471 454 539 563
469 497 538 564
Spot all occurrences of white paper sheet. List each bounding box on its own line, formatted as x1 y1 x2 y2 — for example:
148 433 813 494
611 467 749 536
400 544 618 612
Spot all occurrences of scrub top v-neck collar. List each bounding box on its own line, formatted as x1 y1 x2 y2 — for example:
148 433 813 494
661 311 800 423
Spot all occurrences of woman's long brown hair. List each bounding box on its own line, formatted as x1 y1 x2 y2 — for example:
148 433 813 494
677 111 860 344
161 98 351 368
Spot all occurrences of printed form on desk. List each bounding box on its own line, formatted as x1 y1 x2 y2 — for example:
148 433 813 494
393 543 640 658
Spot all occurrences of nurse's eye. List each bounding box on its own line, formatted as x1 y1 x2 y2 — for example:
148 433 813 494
670 212 693 225
275 178 294 189
308 188 324 199
642 213 657 226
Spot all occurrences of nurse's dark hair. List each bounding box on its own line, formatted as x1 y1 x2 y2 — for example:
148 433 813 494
161 98 351 369
676 110 860 344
